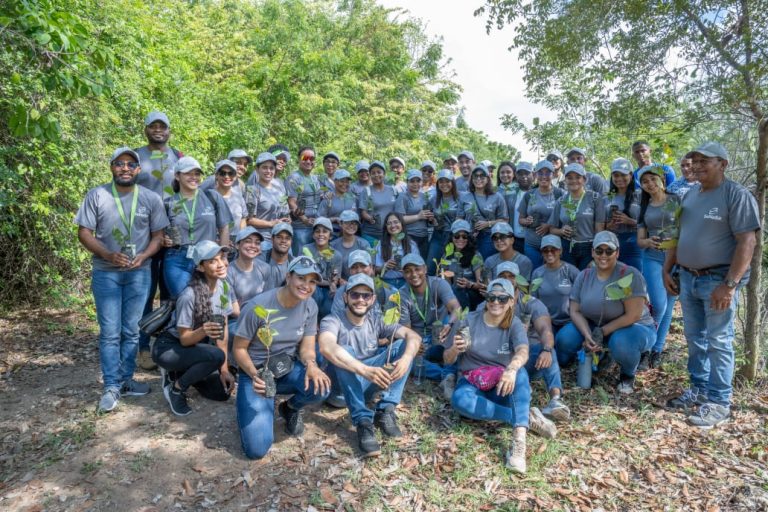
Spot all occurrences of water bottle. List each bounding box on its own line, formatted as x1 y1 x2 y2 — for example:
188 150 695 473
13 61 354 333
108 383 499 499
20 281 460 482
413 355 425 385
577 349 592 389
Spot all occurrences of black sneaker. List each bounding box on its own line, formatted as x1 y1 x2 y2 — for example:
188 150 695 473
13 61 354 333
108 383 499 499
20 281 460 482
617 374 635 395
637 351 651 372
166 386 192 416
649 351 663 370
357 420 381 457
278 401 305 436
373 405 402 438
666 388 706 412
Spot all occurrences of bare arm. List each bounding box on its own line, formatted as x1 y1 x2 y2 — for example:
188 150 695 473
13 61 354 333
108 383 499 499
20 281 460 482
78 226 127 267
600 296 645 336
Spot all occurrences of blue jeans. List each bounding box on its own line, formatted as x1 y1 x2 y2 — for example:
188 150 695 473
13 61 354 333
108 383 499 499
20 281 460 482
92 268 151 390
312 286 333 319
555 321 655 377
237 361 329 459
616 232 643 272
418 343 458 381
334 340 411 425
163 247 196 299
678 270 742 406
642 251 677 353
291 227 313 256
382 277 405 289
451 371 531 428
476 231 496 259
526 343 563 393
427 230 451 275
561 240 593 270
410 235 429 260
524 242 543 271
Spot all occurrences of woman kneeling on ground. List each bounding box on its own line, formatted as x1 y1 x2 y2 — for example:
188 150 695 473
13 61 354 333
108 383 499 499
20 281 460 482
443 279 533 474
152 241 237 416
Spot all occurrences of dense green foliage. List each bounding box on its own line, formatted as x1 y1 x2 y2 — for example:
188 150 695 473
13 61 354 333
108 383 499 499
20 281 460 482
0 0 517 305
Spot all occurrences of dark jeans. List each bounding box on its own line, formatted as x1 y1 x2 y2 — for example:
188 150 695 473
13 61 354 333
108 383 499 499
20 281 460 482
616 232 643 272
410 235 429 260
152 334 229 400
561 240 593 270
139 249 169 351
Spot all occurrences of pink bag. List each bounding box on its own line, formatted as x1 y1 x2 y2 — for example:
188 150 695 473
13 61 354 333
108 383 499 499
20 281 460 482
463 365 505 391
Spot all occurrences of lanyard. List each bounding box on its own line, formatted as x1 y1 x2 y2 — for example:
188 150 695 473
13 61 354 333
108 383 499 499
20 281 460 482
565 191 585 220
112 182 139 239
409 284 430 324
179 190 199 241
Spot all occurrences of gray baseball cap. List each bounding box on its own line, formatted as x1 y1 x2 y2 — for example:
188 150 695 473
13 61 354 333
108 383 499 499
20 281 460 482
272 222 293 236
370 160 386 171
346 273 375 292
188 240 228 265
437 169 455 181
540 234 562 250
255 152 277 166
401 253 426 269
516 161 534 173
288 255 322 279
487 278 516 297
110 146 140 164
472 164 489 176
692 141 729 161
175 156 202 174
215 159 237 173
144 111 170 127
339 210 360 223
273 149 290 161
355 160 370 172
334 169 351 180
592 230 620 250
458 150 475 161
637 164 666 181
610 158 633 174
313 217 334 232
491 222 514 236
535 160 554 172
228 149 252 163
348 249 372 267
421 160 437 171
323 151 340 162
389 157 405 167
451 219 472 234
495 261 520 278
546 150 564 161
443 154 458 163
235 226 264 244
564 163 586 177
406 169 423 181
567 147 587 157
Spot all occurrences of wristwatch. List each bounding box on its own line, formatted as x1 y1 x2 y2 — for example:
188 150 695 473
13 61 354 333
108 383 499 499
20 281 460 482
541 347 553 353
725 278 737 289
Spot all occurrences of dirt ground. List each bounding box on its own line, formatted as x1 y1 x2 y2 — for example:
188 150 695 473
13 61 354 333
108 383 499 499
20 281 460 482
1 308 767 512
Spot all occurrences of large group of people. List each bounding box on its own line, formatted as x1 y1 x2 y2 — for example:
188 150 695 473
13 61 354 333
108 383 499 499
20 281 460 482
75 111 760 473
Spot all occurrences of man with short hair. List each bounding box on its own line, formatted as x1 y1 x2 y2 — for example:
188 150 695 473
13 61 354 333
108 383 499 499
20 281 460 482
667 152 698 198
456 150 475 193
75 147 169 412
565 148 608 195
319 274 420 456
546 150 565 187
631 140 676 187
350 160 372 197
663 142 760 428
331 250 395 318
389 157 407 194
320 151 340 193
262 222 294 289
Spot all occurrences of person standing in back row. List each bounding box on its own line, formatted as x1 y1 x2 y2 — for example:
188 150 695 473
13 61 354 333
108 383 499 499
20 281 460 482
663 142 760 429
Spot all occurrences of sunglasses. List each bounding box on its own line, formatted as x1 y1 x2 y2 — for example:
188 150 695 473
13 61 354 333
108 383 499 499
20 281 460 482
472 174 488 180
593 247 617 256
492 234 512 242
301 155 316 162
536 170 554 177
218 171 236 177
422 169 434 174
348 291 374 301
487 294 512 304
453 233 469 240
409 178 422 182
541 247 559 253
113 161 139 169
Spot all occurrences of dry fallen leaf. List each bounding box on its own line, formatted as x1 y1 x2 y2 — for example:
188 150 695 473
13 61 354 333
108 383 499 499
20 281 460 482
191 464 206 473
343 482 359 494
682 483 689 498
537 442 547 455
182 479 194 496
319 486 338 505
644 468 658 484
618 470 629 485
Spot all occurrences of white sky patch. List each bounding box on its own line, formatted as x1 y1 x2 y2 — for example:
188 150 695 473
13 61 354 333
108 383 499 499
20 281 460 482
377 0 556 160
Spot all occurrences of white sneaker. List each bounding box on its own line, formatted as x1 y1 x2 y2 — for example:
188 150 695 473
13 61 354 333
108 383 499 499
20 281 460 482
528 407 557 439
505 430 527 474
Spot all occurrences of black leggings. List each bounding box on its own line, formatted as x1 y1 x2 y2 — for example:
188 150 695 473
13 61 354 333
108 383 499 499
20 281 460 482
152 334 229 401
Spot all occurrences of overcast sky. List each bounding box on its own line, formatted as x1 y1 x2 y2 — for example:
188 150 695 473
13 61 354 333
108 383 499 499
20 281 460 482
377 0 555 160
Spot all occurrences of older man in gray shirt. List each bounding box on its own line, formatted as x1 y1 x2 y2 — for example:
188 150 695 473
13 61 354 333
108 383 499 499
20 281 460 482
663 142 760 429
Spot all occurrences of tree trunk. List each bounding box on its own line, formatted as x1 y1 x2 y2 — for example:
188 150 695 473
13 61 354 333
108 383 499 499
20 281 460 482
741 118 768 381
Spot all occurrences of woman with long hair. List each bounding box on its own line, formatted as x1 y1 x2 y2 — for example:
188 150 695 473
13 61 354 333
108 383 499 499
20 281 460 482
426 170 464 274
498 161 530 254
213 159 247 245
359 161 397 245
287 146 323 254
374 212 419 289
443 220 484 309
460 164 509 258
605 158 642 271
318 169 357 236
395 169 433 258
245 152 292 252
518 160 564 269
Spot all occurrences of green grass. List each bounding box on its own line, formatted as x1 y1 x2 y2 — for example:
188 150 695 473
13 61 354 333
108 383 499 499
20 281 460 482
129 450 153 473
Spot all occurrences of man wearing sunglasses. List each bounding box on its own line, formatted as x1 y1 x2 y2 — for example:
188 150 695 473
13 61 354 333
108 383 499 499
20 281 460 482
319 274 421 456
75 147 169 412
331 250 395 319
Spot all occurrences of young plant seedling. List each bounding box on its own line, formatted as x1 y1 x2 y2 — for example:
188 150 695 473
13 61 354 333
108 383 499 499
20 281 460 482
382 291 402 372
253 304 287 398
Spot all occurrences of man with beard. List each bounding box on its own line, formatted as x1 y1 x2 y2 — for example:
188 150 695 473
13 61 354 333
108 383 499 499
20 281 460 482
455 150 475 193
75 147 168 412
134 111 183 369
318 273 420 456
261 222 294 289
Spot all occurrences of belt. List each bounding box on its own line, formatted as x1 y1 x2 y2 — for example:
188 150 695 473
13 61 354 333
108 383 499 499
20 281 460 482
679 265 729 277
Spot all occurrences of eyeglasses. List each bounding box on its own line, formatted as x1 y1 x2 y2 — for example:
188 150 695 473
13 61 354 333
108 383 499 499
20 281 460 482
218 171 236 177
301 155 316 162
453 234 469 240
348 291 374 301
593 247 616 256
112 161 139 169
487 295 512 304
422 169 434 174
492 234 511 242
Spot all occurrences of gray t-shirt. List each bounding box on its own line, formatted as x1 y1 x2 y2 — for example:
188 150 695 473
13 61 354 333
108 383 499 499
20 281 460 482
164 190 232 246
476 294 549 345
286 171 323 229
318 193 357 225
374 238 419 280
455 176 470 194
330 236 372 279
548 191 606 242
531 262 580 326
358 185 398 238
586 172 609 195
236 288 318 366
220 189 247 237
445 310 528 372
304 243 343 283
244 180 289 242
638 194 681 260
570 263 654 326
603 190 640 234
676 179 761 270
75 183 169 271
484 252 534 281
394 192 430 237
226 258 273 306
168 279 234 339
134 146 180 198
260 252 293 289
319 312 398 360
429 195 463 232
397 277 457 336
519 187 564 247
460 192 509 231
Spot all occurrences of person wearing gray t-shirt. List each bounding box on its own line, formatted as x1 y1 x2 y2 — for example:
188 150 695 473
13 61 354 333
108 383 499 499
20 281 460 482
531 236 580 330
319 274 421 456
233 257 331 459
76 147 169 413
661 142 760 428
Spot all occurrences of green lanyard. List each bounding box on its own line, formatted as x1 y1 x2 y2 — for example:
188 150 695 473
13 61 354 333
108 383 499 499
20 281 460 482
409 284 430 325
179 190 199 241
565 191 585 220
112 182 139 240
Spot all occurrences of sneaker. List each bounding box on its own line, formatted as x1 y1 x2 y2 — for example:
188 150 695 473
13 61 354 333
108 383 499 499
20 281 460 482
98 388 120 413
137 350 157 371
541 396 571 422
278 401 305 436
160 368 172 403
504 430 527 474
637 351 651 372
649 351 664 370
166 385 192 416
528 407 557 439
440 373 456 402
120 378 151 396
373 405 402 438
325 394 347 408
617 374 635 395
687 402 730 429
666 388 706 412
357 420 381 457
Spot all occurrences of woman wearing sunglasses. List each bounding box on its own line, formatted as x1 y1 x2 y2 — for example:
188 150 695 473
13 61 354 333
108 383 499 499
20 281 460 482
460 164 509 258
554 231 655 395
234 256 331 459
245 152 292 252
374 212 419 289
287 146 323 255
443 279 533 474
518 160 564 269
530 235 580 335
484 222 533 282
395 169 433 258
359 161 397 245
426 170 464 275
443 220 484 309
213 160 247 245
604 158 642 272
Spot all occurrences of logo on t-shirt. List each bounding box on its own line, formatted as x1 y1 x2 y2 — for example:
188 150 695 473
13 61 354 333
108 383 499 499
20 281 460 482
136 206 150 218
497 342 510 355
704 207 723 221
202 206 215 216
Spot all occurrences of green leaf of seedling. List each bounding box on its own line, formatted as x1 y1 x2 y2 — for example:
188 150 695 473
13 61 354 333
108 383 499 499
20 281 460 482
445 242 455 257
164 186 174 196
270 316 287 323
151 170 163 180
454 251 463 260
514 274 530 288
616 274 633 288
389 291 401 306
605 286 626 300
150 150 164 160
253 304 268 319
440 259 450 267
383 307 401 326
302 247 313 258
530 277 543 294
395 232 405 241
471 254 483 266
